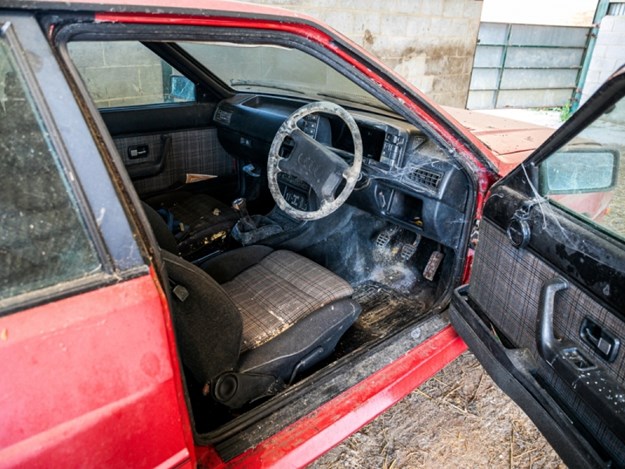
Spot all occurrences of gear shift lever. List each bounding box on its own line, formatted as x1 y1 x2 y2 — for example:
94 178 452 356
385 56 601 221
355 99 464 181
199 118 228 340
231 197 283 245
232 197 256 231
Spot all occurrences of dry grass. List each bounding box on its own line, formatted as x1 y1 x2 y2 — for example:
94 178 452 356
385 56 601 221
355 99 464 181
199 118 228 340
310 352 566 468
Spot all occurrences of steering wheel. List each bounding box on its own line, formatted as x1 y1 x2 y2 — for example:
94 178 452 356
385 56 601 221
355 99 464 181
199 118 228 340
267 101 363 220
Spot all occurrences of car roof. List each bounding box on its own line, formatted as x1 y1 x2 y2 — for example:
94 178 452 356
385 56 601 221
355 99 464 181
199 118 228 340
3 0 307 19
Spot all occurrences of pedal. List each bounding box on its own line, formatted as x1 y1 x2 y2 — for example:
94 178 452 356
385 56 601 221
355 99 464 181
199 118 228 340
375 226 398 249
423 251 444 281
400 234 421 261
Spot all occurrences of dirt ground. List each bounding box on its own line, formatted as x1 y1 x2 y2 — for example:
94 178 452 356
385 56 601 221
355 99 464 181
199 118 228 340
311 352 565 468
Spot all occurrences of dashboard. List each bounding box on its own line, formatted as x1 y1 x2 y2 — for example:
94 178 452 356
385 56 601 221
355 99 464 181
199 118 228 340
214 94 470 249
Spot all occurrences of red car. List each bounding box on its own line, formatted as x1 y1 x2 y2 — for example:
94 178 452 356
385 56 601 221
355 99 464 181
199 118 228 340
1 1 623 468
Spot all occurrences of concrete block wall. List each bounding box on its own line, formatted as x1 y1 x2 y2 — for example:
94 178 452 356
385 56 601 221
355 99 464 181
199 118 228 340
68 41 168 108
247 0 483 107
582 16 625 104
68 1 483 109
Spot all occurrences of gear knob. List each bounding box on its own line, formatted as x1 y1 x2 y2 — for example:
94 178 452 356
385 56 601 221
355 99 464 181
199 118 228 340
232 197 256 232
232 197 249 218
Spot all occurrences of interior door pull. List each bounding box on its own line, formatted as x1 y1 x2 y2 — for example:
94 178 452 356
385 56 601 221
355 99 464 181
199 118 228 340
126 134 171 179
534 279 625 441
580 318 620 362
536 277 569 362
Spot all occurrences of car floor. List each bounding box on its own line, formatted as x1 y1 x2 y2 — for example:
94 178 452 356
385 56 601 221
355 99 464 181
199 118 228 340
296 206 443 360
330 281 433 360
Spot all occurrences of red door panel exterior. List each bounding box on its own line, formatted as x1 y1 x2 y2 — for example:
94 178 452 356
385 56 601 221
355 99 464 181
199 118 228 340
0 274 192 468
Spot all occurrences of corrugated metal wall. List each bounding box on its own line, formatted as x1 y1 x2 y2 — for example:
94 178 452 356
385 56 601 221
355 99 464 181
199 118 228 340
467 22 589 109
608 2 625 15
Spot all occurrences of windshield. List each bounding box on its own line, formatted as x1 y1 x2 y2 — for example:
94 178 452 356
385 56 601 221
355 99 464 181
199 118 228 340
178 42 389 111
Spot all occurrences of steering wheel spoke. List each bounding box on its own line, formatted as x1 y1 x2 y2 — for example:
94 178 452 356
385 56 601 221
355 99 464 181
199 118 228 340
267 101 363 220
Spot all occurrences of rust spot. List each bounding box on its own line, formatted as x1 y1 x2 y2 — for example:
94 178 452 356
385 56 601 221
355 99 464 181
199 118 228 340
363 29 375 46
0 328 7 341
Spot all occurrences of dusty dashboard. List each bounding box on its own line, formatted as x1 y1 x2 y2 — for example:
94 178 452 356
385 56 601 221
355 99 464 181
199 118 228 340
214 95 469 249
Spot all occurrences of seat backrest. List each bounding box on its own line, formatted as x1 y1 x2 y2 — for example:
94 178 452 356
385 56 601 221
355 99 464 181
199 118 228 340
160 250 242 388
141 201 178 254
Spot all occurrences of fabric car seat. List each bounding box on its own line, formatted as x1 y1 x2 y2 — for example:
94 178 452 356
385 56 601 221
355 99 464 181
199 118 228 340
144 191 240 259
143 203 361 408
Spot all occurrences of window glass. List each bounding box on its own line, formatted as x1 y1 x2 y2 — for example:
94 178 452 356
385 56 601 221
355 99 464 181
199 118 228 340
67 41 195 108
0 38 101 305
178 41 390 111
539 97 625 240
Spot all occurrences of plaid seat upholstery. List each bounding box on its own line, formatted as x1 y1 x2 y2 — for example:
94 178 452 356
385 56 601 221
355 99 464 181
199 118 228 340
222 250 354 352
146 192 238 228
168 194 235 227
145 192 239 259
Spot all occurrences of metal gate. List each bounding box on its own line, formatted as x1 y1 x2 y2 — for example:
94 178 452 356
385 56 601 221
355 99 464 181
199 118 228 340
467 22 590 109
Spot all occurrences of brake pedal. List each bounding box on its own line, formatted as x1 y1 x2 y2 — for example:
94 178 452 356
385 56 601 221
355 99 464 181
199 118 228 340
400 234 421 261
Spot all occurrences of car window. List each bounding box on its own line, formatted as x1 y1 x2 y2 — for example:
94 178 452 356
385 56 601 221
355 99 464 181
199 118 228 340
67 41 195 108
539 96 625 240
0 37 101 307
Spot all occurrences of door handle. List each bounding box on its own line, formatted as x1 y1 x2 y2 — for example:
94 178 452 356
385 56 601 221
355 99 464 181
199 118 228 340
535 279 625 441
127 144 149 159
536 277 569 363
580 318 620 362
126 135 171 179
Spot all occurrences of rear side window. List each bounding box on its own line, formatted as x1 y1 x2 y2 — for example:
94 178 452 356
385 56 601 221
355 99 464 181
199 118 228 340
0 38 101 306
67 41 195 108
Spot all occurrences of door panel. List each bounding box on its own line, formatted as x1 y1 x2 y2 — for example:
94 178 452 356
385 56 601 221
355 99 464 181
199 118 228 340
0 275 191 468
471 220 625 381
451 69 625 468
114 126 237 195
1 15 193 467
468 219 625 465
452 217 625 467
67 39 239 199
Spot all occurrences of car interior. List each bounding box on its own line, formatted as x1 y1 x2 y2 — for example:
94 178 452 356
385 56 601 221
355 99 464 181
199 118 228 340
59 26 477 452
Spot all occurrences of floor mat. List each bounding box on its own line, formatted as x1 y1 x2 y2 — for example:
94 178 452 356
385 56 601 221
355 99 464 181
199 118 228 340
332 281 433 358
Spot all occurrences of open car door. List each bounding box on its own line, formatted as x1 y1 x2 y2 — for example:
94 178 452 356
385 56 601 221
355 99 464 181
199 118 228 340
450 67 625 469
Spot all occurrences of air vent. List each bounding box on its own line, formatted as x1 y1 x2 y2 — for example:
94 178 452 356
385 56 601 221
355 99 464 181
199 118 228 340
214 106 233 125
405 166 443 189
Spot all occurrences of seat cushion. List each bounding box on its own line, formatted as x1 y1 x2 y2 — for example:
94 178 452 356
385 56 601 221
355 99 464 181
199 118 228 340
221 250 354 352
169 193 235 227
146 191 233 226
238 298 361 380
145 192 239 258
